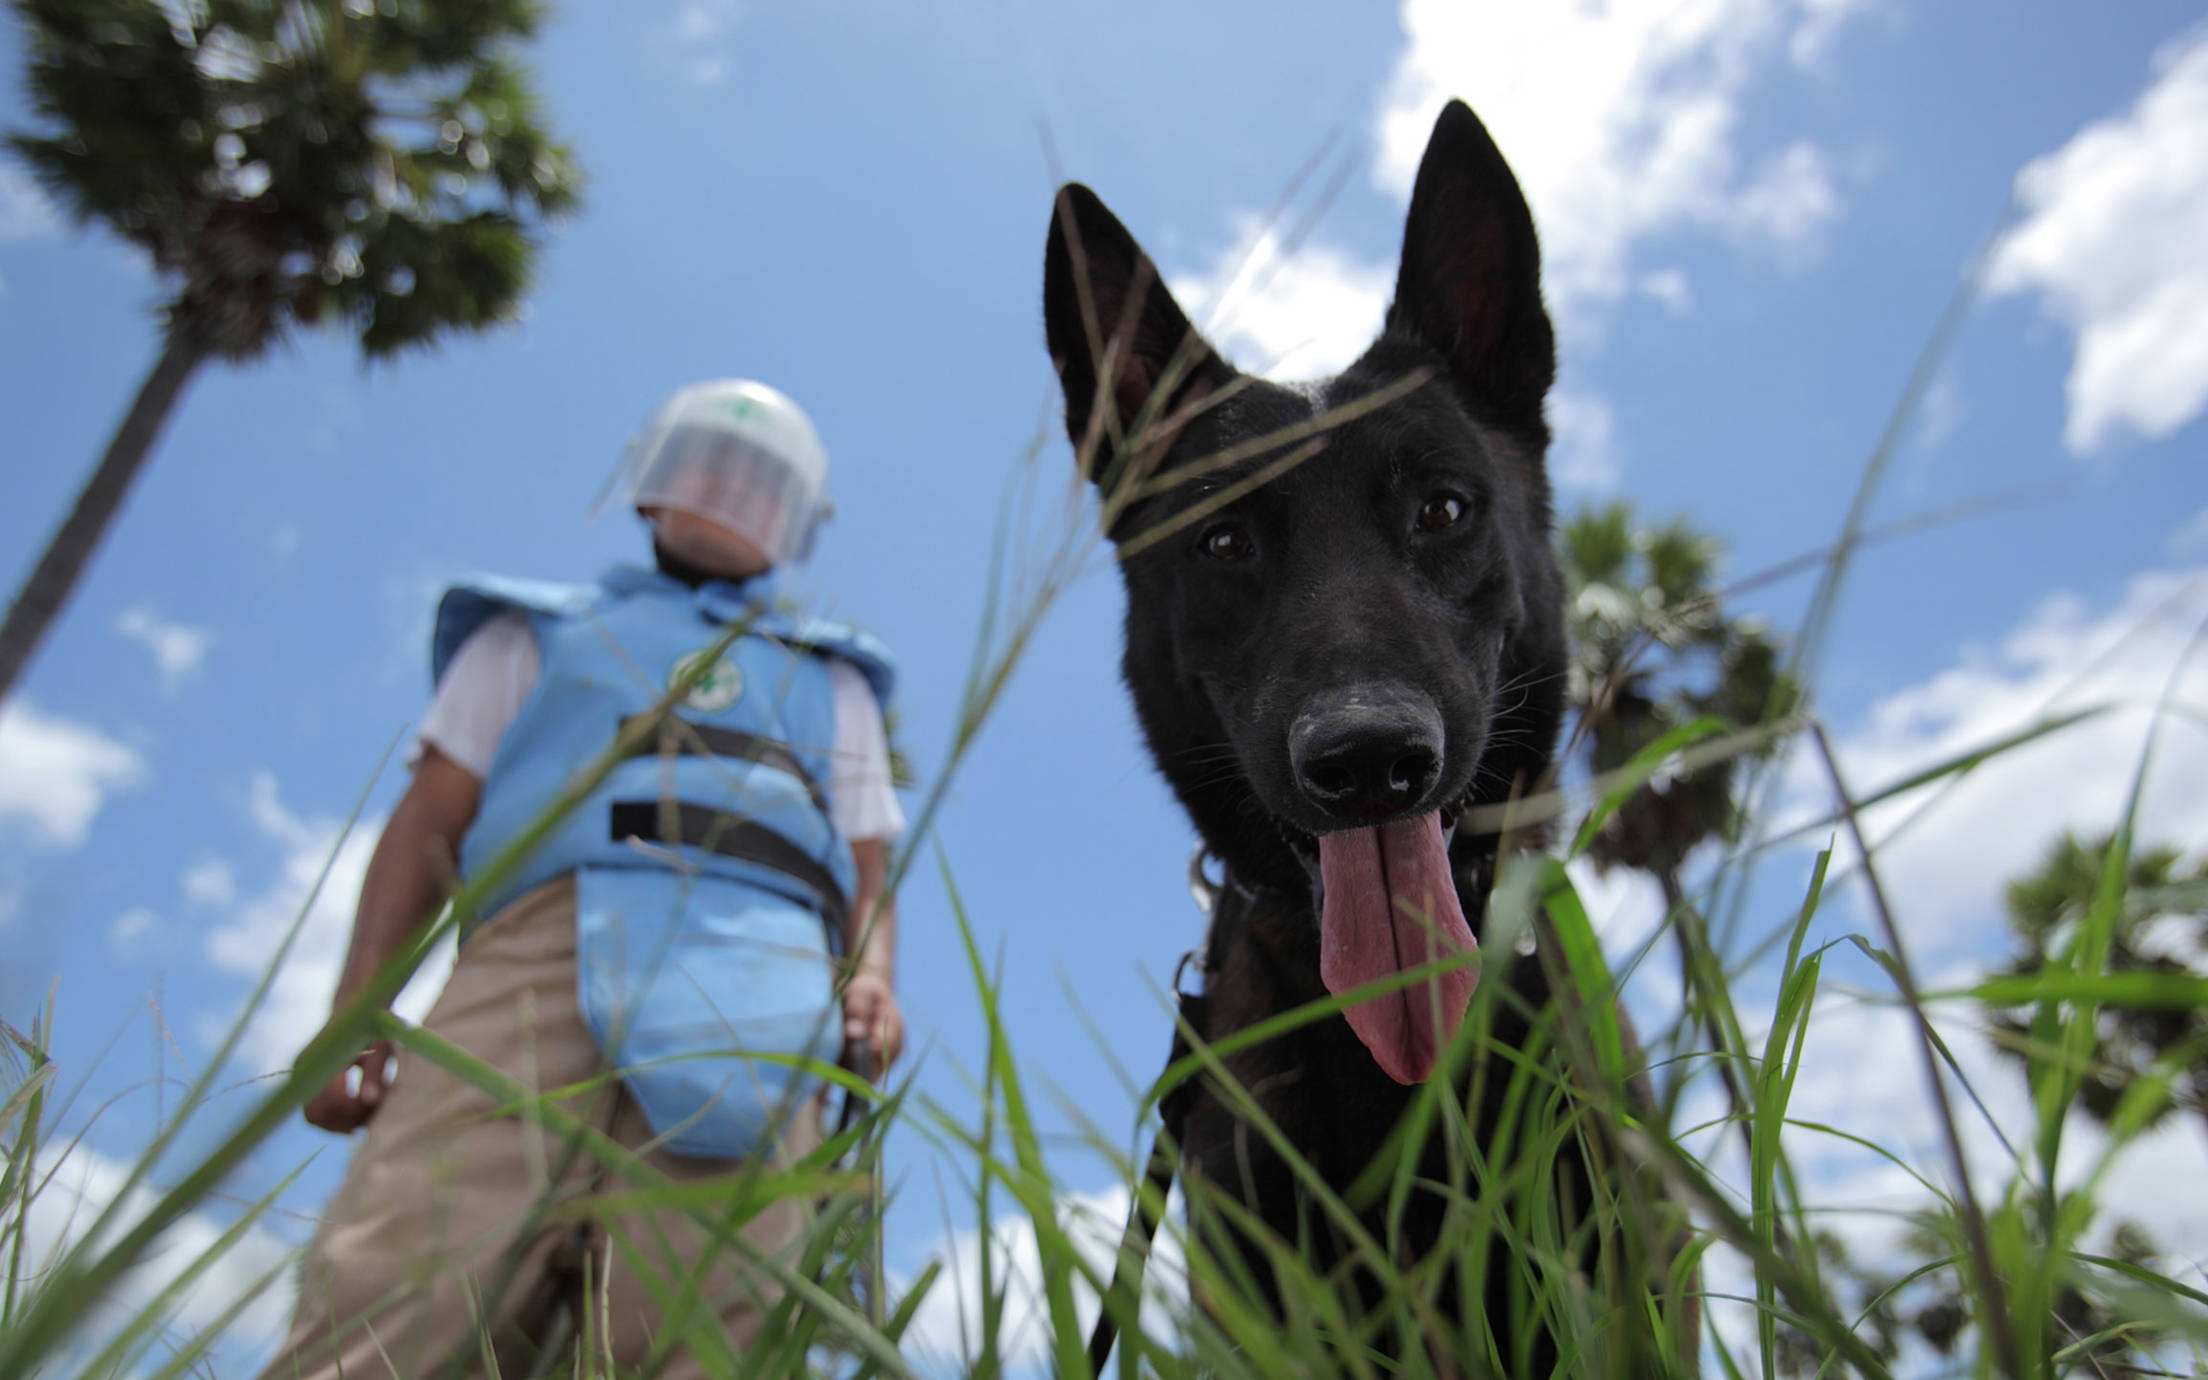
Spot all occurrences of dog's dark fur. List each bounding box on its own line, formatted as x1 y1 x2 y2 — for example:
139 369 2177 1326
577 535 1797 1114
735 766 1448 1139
1044 102 1684 1371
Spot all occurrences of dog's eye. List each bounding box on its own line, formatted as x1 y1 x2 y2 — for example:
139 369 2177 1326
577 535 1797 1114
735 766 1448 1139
1415 494 1466 532
1200 522 1256 562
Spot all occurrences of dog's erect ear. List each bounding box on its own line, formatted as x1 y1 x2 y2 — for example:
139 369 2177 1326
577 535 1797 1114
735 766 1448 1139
1384 100 1555 435
1044 183 1233 485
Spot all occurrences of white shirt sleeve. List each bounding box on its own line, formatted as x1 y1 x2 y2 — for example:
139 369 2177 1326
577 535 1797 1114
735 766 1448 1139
415 611 540 780
826 660 905 842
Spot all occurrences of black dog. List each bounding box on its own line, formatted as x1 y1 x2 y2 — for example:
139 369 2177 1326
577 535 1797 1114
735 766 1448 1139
1044 101 1686 1371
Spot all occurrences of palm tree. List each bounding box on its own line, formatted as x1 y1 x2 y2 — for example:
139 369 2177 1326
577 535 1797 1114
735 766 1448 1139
1557 502 1796 1130
1 0 580 703
1559 502 1790 895
1987 831 2208 1142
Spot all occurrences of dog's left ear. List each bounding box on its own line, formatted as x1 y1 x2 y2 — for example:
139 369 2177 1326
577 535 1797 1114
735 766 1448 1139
1385 100 1555 437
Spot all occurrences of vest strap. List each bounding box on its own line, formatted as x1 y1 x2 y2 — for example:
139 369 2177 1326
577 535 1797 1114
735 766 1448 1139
615 714 831 818
607 800 849 934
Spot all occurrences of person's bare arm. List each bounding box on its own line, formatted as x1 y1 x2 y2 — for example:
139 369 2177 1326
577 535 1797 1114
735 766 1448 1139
840 837 903 1071
301 745 483 1133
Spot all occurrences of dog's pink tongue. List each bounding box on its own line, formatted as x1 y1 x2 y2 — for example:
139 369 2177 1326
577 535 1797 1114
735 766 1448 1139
1315 812 1479 1085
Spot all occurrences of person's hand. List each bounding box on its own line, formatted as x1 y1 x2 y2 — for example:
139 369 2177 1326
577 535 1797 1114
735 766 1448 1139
302 1039 395 1134
841 972 904 1073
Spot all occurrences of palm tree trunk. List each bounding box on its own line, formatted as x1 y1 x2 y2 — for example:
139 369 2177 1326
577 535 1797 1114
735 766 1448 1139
0 334 205 705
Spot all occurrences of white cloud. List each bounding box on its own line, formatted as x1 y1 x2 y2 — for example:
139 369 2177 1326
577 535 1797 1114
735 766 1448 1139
1913 368 1966 454
17 1146 297 1373
1169 0 1875 491
2171 505 2208 557
654 0 743 85
270 522 302 559
1743 988 2208 1317
1988 26 2208 455
1668 560 2208 1351
1564 855 1685 1042
202 771 453 1074
1549 386 1620 493
1780 999 2015 1203
115 605 212 695
1723 142 1844 263
2087 1109 2208 1260
896 1182 1184 1374
244 769 318 853
183 856 238 909
109 906 159 955
1167 220 1393 379
1569 854 1669 955
0 700 146 847
379 569 447 686
1812 564 2208 962
0 163 61 244
1375 0 1866 323
1790 0 1886 70
1640 268 1695 315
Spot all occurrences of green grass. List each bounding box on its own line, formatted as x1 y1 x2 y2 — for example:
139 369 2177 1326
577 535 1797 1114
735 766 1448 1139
12 707 2205 1379
7 628 2208 1377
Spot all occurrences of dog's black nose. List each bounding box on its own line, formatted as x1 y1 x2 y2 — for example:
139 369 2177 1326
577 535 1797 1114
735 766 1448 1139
1289 686 1444 821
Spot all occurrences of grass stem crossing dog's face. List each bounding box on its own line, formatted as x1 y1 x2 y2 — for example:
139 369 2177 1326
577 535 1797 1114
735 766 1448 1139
1043 100 1567 1088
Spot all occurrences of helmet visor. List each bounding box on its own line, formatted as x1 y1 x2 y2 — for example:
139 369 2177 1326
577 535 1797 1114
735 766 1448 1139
627 423 823 568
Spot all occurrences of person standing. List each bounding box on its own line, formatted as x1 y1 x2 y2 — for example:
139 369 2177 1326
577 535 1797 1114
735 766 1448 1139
259 379 903 1378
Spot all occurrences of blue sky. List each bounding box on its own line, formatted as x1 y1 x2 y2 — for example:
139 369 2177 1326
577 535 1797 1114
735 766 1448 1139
4 0 2207 1370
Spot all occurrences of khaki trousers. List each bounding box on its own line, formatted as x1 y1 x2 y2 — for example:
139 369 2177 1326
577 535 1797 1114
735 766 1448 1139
259 878 826 1379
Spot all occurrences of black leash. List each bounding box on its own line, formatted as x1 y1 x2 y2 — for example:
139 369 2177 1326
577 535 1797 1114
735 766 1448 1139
1084 982 1206 1374
835 1045 887 1329
1084 848 1227 1375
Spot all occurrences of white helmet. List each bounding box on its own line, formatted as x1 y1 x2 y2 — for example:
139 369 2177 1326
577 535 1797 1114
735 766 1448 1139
617 379 832 567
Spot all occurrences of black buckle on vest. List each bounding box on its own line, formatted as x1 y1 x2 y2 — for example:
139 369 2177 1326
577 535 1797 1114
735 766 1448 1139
607 800 848 931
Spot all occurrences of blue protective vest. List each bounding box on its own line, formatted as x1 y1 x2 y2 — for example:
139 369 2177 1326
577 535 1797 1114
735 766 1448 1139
433 565 895 1159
